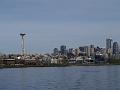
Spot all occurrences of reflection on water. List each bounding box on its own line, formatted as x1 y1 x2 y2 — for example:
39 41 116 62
0 66 120 90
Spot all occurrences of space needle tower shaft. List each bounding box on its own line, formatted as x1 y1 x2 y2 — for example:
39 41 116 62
20 33 26 55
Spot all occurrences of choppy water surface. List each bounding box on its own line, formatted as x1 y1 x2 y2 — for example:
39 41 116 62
0 65 120 90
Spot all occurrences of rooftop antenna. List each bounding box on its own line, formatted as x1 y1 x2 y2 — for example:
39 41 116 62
20 33 26 56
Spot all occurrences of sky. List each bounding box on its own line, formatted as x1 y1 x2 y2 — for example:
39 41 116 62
0 0 120 54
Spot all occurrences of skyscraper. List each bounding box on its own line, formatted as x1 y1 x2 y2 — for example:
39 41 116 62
84 46 91 57
53 48 59 55
113 42 119 55
106 38 113 49
79 46 85 52
106 38 113 55
90 45 94 56
60 45 67 55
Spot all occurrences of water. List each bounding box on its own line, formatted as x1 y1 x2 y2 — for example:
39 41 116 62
0 66 120 90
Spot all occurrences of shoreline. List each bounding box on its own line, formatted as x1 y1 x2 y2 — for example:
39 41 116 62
0 64 120 69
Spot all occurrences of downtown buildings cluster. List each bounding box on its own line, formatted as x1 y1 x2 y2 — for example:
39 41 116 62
0 38 120 67
51 38 120 65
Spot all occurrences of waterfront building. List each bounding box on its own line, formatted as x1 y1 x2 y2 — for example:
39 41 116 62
68 48 77 55
113 42 119 55
76 56 84 64
51 58 58 64
112 54 120 60
3 59 15 65
79 46 91 57
101 48 107 55
24 59 37 65
68 48 74 54
75 48 80 56
95 54 106 64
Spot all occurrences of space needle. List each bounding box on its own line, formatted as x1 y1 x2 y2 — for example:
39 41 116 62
20 33 26 55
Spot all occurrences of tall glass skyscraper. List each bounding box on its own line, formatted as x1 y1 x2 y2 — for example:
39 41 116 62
53 48 59 55
106 38 113 49
113 42 119 55
106 38 113 55
60 45 67 55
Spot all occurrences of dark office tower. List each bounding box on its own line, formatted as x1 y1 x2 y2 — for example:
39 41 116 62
113 42 119 55
106 38 113 49
60 45 67 55
53 48 59 55
68 48 74 54
79 47 85 52
106 38 113 55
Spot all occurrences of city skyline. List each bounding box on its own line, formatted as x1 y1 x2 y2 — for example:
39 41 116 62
0 0 120 53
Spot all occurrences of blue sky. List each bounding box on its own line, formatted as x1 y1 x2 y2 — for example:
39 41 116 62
0 0 120 54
